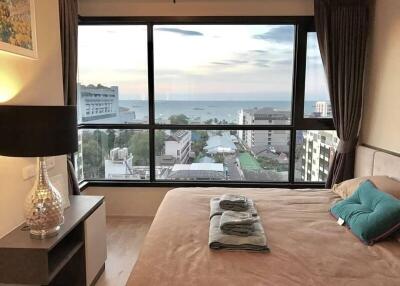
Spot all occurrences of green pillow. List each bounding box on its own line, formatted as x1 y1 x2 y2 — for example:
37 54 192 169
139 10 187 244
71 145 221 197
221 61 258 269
331 180 400 245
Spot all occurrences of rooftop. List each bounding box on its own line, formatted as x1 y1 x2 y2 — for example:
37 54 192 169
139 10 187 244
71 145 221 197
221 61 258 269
205 134 237 154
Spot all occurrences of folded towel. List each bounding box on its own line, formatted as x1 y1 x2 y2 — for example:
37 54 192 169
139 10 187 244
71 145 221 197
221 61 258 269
209 215 269 252
210 197 258 219
220 211 259 236
219 194 248 211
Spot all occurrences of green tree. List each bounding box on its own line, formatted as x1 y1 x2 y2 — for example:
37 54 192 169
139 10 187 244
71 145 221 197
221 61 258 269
155 130 166 156
115 129 132 147
128 132 149 165
191 130 209 155
169 114 189 125
214 154 225 163
82 131 106 179
106 129 116 151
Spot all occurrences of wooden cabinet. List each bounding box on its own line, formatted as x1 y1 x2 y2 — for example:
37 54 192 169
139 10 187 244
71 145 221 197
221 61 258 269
85 202 107 286
0 196 106 286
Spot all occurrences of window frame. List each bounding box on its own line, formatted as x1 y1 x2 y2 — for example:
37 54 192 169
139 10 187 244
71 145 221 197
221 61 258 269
77 16 334 190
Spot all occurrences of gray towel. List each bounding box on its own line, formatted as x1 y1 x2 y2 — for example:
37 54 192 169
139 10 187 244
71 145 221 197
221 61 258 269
209 215 269 252
220 211 259 236
219 194 248 211
210 197 258 219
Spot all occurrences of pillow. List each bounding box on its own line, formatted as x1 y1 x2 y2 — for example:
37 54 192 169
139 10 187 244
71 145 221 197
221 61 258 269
332 176 400 199
331 180 400 245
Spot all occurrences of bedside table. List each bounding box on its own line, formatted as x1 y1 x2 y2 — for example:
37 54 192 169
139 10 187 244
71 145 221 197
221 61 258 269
0 195 106 286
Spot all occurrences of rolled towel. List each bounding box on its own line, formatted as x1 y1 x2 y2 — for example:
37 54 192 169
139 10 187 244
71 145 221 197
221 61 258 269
210 197 258 219
220 211 259 236
209 215 269 252
219 194 248 211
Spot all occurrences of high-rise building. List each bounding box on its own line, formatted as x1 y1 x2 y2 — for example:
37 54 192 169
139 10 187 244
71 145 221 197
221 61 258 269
238 107 290 153
301 130 338 181
315 101 332 118
77 83 119 123
164 130 192 163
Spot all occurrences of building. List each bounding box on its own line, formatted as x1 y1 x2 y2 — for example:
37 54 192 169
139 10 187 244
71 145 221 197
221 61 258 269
314 101 332 118
77 83 119 123
238 107 291 153
164 130 192 163
301 130 338 182
104 147 142 180
167 163 226 180
205 134 237 154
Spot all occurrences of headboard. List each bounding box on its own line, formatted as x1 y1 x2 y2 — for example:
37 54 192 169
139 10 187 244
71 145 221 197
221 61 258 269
355 145 400 180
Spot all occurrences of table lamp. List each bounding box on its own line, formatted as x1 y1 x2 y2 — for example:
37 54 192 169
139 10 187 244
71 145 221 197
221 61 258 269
0 105 77 239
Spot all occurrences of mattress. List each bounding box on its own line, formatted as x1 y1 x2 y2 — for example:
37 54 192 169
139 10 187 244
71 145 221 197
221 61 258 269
127 188 400 286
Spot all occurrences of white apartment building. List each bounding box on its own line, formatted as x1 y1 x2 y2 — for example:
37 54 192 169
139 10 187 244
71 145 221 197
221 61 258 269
77 83 119 123
238 107 291 153
301 130 338 182
315 101 332 117
164 130 192 163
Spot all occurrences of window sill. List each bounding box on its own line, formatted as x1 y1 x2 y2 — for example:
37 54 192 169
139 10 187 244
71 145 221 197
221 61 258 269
79 180 326 191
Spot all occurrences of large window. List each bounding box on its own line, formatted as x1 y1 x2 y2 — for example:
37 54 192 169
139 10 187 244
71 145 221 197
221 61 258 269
153 25 295 125
76 17 336 187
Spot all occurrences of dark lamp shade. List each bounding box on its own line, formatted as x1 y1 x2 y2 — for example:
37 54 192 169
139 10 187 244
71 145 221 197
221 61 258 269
0 105 78 157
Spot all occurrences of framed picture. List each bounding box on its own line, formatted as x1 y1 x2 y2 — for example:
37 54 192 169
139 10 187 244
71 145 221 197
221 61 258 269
0 0 37 58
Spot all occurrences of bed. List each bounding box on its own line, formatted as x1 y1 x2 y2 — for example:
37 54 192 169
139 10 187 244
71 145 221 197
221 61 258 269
127 146 400 286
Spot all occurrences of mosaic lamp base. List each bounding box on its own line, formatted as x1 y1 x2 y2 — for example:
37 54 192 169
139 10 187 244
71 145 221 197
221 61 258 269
24 157 64 240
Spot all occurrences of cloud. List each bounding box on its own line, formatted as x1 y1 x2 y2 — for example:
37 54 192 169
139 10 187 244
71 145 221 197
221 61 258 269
211 62 231 66
211 60 249 67
155 27 204 36
253 26 294 43
273 59 293 65
253 59 270 68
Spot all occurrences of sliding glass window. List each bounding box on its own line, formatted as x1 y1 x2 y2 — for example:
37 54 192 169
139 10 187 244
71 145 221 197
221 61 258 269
76 17 336 186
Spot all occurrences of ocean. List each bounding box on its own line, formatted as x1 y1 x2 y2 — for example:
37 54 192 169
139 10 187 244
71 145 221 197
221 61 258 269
119 100 318 124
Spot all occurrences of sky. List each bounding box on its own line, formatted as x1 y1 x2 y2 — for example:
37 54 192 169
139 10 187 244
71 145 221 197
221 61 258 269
78 25 328 101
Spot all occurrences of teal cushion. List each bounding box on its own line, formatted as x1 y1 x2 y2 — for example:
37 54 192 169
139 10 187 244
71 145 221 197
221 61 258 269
331 180 400 245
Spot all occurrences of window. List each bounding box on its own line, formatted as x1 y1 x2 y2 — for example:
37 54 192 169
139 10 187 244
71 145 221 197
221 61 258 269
153 25 294 125
78 25 148 124
155 130 290 181
77 17 335 187
76 129 149 181
303 32 331 118
295 130 338 182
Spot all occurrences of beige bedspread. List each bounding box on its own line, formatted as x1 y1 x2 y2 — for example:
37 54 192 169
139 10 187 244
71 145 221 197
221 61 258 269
127 188 400 286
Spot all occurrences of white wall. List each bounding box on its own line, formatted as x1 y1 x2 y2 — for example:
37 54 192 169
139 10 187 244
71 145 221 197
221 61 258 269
360 0 400 153
0 0 66 238
84 187 171 216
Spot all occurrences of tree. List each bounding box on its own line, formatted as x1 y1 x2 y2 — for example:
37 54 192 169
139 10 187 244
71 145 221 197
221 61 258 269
214 154 225 163
115 129 132 147
106 129 116 151
128 132 149 165
169 114 189 125
204 119 213 125
191 130 209 155
155 130 166 156
82 131 106 179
